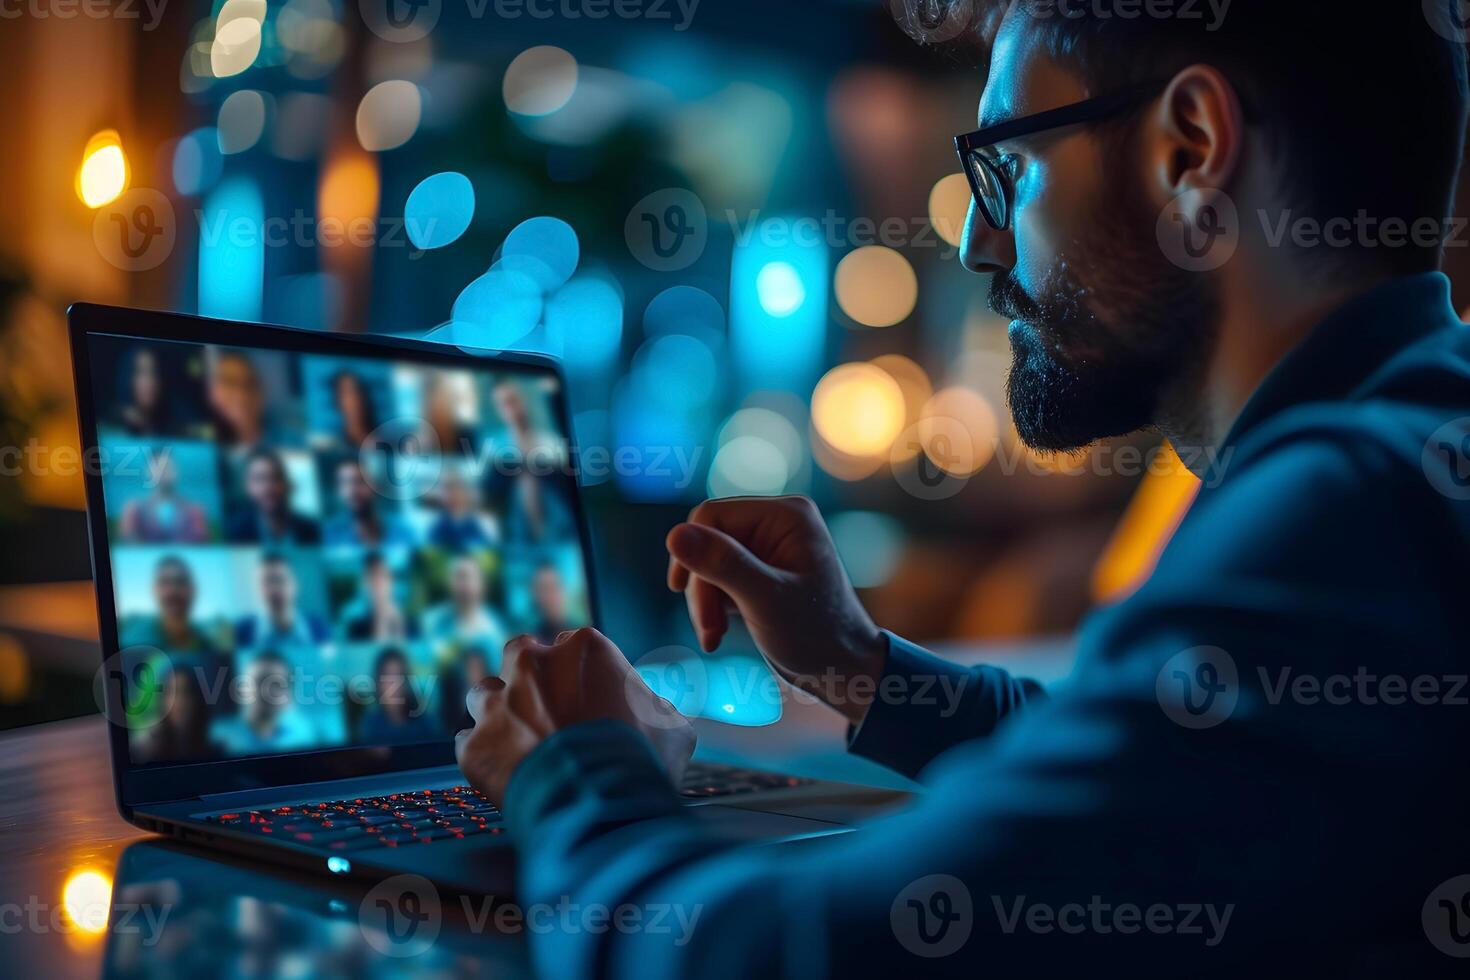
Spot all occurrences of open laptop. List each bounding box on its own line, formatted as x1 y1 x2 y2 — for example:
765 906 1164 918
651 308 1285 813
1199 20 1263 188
69 303 905 895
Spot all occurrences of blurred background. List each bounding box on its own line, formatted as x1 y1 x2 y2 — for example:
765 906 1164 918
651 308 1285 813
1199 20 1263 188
5 0 1470 731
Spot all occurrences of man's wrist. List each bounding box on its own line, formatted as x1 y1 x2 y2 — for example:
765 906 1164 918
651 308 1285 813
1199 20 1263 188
830 625 889 726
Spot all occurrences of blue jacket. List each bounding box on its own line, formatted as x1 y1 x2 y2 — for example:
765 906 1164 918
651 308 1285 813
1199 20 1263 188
501 273 1470 975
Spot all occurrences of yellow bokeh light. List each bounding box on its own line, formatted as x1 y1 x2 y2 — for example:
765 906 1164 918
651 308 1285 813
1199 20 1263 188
318 150 381 238
834 245 918 328
811 431 885 482
1091 442 1201 603
61 869 112 935
870 354 933 462
917 386 999 476
928 172 971 248
504 46 579 116
0 633 28 703
76 131 129 209
811 362 906 458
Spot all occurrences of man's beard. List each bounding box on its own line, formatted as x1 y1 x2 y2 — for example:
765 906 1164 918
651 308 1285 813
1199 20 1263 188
992 163 1219 453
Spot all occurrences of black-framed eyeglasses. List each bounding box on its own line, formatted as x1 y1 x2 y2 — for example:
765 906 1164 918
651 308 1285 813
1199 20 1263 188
955 82 1167 232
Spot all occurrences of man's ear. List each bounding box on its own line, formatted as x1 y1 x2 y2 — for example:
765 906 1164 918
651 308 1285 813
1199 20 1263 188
1146 64 1245 220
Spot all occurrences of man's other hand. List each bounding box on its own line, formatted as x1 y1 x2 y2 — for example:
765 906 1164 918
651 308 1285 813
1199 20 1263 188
666 495 887 725
455 628 696 805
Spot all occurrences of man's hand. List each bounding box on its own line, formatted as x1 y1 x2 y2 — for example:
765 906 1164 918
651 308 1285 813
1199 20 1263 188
666 495 887 725
455 628 696 804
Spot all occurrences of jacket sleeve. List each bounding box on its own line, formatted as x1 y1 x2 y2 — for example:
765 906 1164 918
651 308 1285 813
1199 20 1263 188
845 631 1046 779
500 429 1457 977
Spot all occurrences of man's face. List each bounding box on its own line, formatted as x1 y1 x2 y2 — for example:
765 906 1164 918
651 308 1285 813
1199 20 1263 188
366 563 392 602
962 15 1217 452
450 558 483 607
247 658 289 720
132 351 160 407
260 560 296 616
150 453 178 495
154 561 195 620
246 457 290 513
533 568 567 621
443 471 472 515
210 356 263 433
337 462 373 513
377 659 408 705
493 383 529 430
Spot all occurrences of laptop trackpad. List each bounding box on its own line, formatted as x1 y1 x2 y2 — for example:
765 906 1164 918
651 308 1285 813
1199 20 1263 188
686 805 851 843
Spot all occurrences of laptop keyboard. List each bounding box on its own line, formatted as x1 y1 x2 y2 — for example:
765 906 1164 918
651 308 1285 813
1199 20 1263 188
203 763 814 851
205 786 502 851
677 762 814 799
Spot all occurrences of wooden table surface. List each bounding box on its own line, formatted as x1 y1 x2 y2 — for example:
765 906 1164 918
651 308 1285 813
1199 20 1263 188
0 625 1075 979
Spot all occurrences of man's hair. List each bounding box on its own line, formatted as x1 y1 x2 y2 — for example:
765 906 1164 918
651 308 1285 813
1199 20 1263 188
245 447 288 479
906 0 1469 276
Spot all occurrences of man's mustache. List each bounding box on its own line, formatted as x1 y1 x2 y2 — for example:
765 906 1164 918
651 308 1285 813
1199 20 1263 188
989 271 1041 322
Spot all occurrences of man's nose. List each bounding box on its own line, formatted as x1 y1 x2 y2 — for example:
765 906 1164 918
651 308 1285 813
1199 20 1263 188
959 197 1015 275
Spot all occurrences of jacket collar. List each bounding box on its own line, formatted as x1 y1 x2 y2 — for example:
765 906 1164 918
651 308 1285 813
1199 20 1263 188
1220 272 1462 451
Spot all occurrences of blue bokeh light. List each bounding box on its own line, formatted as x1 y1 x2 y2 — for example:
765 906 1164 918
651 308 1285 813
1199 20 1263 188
502 216 580 292
199 177 264 323
731 217 829 394
643 285 725 351
636 333 718 409
755 260 806 317
446 261 544 352
545 276 623 375
172 127 222 197
612 377 708 501
828 511 906 589
404 171 475 250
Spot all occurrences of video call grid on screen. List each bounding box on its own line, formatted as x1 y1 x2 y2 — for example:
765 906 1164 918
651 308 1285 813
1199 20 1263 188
86 332 592 766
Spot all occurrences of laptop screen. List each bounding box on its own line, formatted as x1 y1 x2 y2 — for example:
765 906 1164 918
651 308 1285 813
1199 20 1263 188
85 332 592 765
